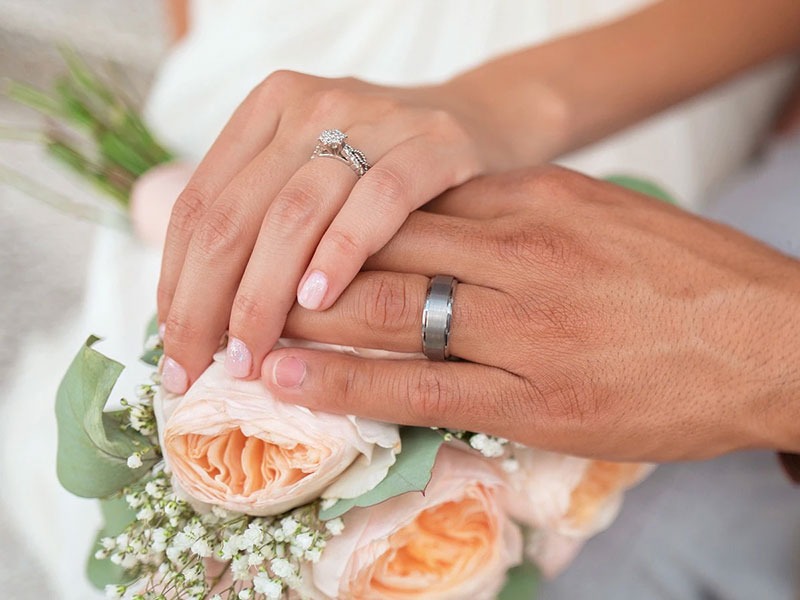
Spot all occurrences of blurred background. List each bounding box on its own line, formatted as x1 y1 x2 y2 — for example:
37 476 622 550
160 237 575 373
0 1 164 596
0 1 798 599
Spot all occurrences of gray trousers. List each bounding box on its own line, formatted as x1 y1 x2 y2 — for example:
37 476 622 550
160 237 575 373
543 132 800 600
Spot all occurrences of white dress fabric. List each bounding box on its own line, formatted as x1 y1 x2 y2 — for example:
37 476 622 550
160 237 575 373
0 1 794 598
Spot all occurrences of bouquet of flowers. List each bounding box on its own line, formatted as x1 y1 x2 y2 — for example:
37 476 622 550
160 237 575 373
57 323 651 600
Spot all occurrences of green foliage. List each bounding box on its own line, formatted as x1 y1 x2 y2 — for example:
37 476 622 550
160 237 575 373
320 427 445 520
604 174 676 204
86 496 137 589
2 47 174 224
499 562 540 600
56 336 154 498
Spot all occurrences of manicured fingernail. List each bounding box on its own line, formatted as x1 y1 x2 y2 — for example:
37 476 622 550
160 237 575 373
297 270 328 310
273 357 306 388
158 323 166 340
162 356 188 394
225 337 252 378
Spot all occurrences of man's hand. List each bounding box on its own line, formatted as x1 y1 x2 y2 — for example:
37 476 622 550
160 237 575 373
259 167 800 462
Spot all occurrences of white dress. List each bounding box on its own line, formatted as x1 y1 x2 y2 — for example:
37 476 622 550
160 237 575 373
0 1 793 598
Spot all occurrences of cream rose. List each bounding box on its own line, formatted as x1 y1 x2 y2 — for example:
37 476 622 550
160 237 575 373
310 445 523 600
154 355 400 516
504 448 652 538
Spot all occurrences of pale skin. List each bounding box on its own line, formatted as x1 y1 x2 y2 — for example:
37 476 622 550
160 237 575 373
157 1 800 458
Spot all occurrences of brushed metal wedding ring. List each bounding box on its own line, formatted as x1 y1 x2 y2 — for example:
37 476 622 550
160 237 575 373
311 128 371 177
422 275 457 361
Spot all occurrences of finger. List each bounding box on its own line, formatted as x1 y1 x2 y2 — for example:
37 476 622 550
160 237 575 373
298 135 479 312
260 347 528 434
162 135 307 392
361 210 509 285
424 169 540 219
282 271 504 363
157 83 282 325
225 157 362 378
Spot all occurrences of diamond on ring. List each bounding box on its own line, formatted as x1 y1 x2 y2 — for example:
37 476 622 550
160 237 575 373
311 128 371 177
318 129 347 147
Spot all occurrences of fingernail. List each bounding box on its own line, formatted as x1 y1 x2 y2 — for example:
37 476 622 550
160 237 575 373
162 356 189 394
225 337 252 378
273 357 306 388
158 323 166 340
297 270 328 310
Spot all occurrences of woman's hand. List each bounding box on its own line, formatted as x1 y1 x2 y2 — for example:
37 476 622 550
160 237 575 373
259 167 800 462
156 71 567 393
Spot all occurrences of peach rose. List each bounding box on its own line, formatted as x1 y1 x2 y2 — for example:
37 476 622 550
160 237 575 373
310 445 523 600
154 354 400 516
504 448 652 541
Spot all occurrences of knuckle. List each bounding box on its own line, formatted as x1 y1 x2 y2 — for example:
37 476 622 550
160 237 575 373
520 165 575 196
265 185 319 234
323 360 359 413
492 221 576 270
258 69 303 98
325 228 366 262
406 366 455 422
363 166 410 207
156 284 175 315
231 291 271 327
170 186 212 234
310 88 353 121
191 207 245 256
359 274 415 334
164 312 201 349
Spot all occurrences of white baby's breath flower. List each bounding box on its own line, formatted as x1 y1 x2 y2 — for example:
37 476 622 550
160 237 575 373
247 551 265 567
304 547 323 563
190 537 212 558
502 458 520 473
238 589 253 600
104 584 125 599
253 573 283 599
136 507 155 521
320 498 337 511
280 517 299 538
270 557 295 579
232 555 252 581
293 531 314 551
325 518 345 536
469 433 506 458
127 454 143 469
171 531 192 551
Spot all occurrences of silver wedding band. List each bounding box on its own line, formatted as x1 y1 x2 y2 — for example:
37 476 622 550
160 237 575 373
311 128 371 177
422 275 457 361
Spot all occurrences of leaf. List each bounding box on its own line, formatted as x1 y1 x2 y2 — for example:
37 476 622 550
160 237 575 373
139 314 163 366
604 175 676 205
498 562 540 600
56 336 155 498
320 427 444 520
86 496 137 589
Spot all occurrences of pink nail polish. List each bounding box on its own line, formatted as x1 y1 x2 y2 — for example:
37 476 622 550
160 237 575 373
162 357 189 394
158 323 166 340
273 357 306 388
297 270 328 310
225 337 252 378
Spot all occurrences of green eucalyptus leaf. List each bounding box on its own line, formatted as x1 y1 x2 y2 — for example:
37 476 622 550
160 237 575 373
498 562 540 600
56 336 154 498
86 496 137 589
604 174 676 205
320 427 444 520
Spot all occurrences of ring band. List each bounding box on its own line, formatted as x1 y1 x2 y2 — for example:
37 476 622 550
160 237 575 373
311 129 371 177
422 275 457 361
